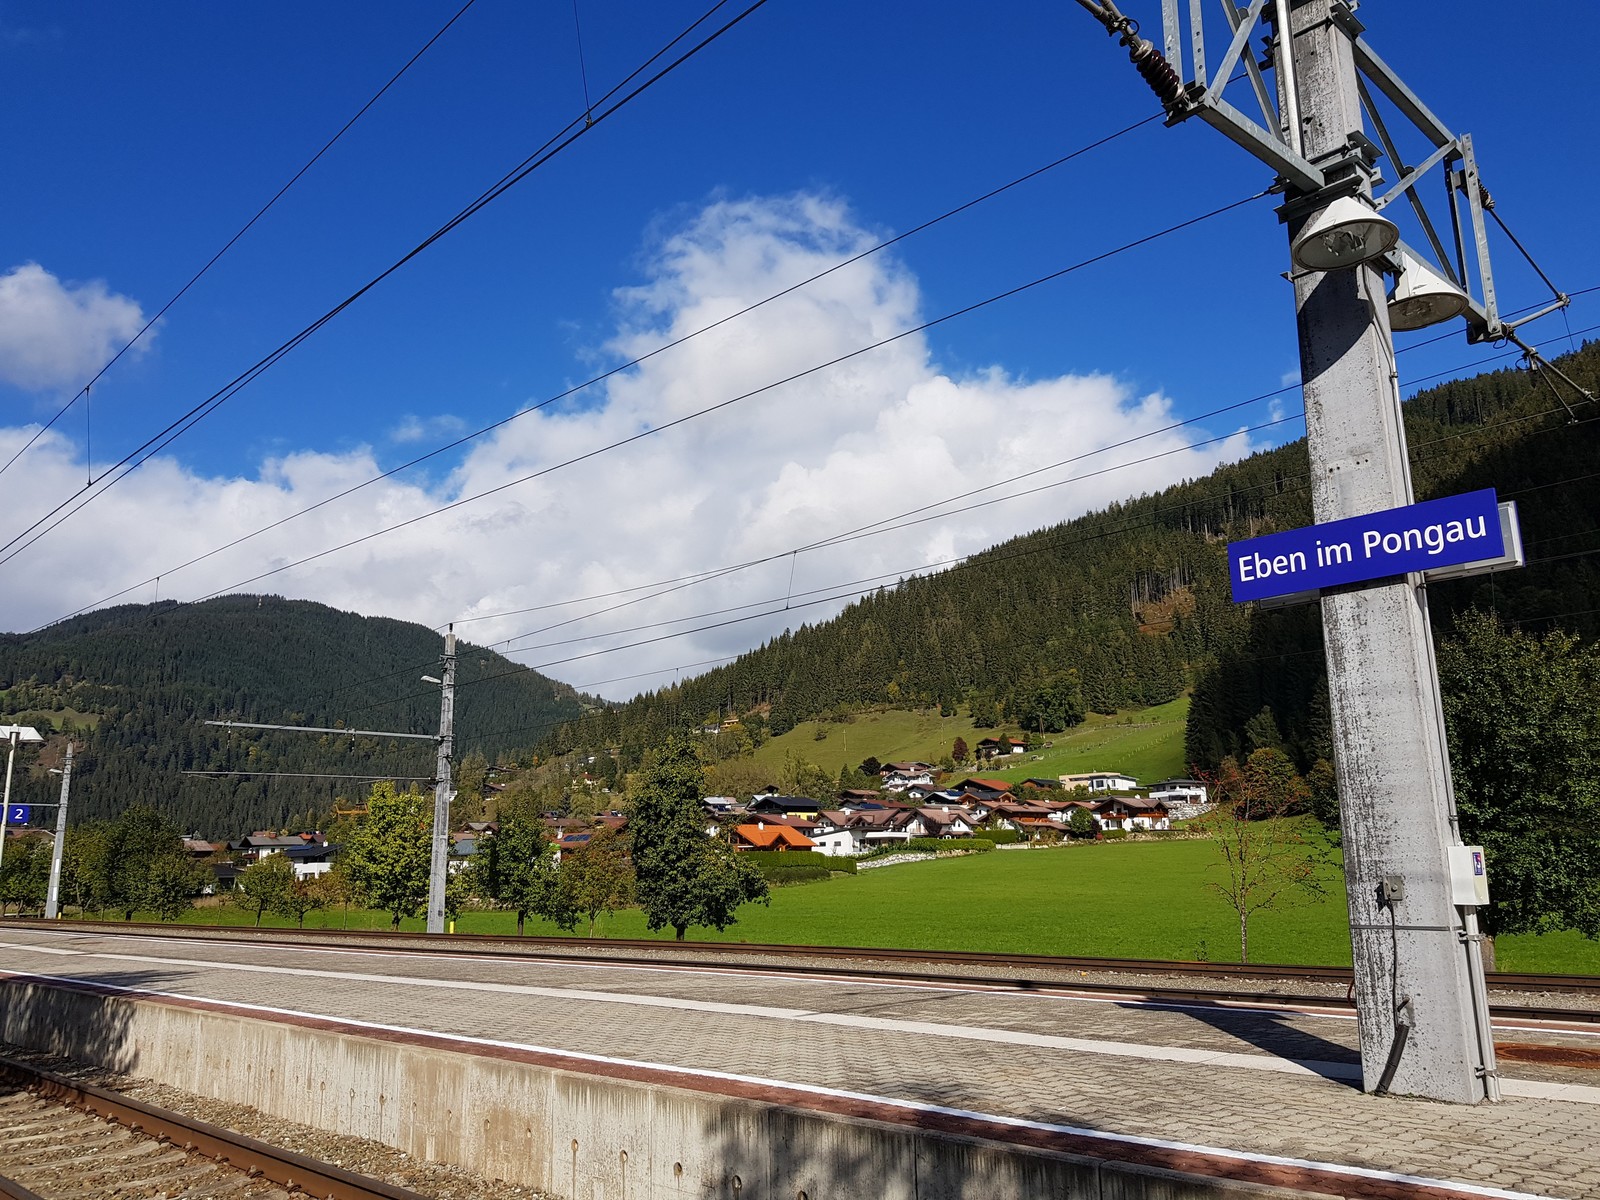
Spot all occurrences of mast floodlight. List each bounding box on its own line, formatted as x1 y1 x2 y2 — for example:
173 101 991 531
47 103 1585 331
1388 252 1471 331
1290 195 1399 271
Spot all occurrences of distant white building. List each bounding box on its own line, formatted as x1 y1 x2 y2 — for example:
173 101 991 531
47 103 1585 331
1150 778 1211 819
1060 771 1139 793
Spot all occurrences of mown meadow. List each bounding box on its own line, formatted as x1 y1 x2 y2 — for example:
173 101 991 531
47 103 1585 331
157 837 1598 974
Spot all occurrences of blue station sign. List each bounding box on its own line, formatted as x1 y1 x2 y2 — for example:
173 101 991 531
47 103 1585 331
1229 488 1504 604
6 804 30 825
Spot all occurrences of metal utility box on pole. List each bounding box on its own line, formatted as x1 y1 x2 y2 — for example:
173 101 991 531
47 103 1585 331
426 629 457 935
45 742 72 920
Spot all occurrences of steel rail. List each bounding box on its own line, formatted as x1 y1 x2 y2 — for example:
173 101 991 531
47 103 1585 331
0 1172 47 1200
22 919 1600 1023
0 1055 428 1200
30 917 1598 994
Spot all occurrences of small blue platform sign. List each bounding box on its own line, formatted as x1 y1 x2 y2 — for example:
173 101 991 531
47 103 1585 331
1229 488 1504 603
6 804 29 824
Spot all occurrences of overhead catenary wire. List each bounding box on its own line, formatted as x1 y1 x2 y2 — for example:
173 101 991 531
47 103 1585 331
477 381 1300 650
34 113 1164 629
374 392 1595 722
319 400 1600 746
0 0 485 486
64 190 1273 620
0 0 770 567
486 404 1307 654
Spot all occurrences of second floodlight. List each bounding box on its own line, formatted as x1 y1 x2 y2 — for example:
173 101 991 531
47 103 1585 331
1291 196 1400 272
1388 253 1470 331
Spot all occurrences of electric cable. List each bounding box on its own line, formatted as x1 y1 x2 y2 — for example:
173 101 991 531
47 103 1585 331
119 190 1272 615
0 0 769 563
1394 285 1599 354
0 0 484 484
488 405 1305 652
34 114 1164 628
452 397 1594 716
354 413 1313 717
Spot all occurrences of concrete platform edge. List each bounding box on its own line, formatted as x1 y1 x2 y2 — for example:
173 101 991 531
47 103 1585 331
0 974 1501 1200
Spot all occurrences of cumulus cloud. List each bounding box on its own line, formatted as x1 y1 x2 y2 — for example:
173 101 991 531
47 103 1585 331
390 413 467 444
0 194 1260 699
0 263 149 392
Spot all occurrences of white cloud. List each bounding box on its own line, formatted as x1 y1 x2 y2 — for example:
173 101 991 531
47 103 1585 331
0 194 1261 699
0 263 149 392
390 413 468 444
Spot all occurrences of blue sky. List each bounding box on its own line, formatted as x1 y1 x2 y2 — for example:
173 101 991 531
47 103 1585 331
2 1 1595 698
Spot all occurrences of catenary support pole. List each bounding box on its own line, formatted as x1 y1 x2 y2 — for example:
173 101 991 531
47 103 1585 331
426 628 457 934
44 742 72 920
1281 0 1493 1102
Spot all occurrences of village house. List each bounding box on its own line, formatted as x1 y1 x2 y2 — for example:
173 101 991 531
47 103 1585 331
974 736 1027 760
1149 778 1211 817
1060 770 1141 793
809 811 864 857
1091 795 1172 831
879 762 936 791
748 794 824 819
917 806 976 839
732 821 817 852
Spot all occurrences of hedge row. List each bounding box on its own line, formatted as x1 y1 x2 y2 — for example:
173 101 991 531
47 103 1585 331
741 851 857 879
871 837 996 857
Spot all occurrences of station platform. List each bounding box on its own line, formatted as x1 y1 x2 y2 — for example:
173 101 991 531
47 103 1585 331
0 925 1595 1200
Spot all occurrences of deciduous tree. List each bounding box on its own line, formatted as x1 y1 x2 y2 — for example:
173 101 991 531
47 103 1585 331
234 853 295 927
630 739 767 941
1439 611 1600 955
340 782 432 929
477 814 567 935
559 825 634 935
144 854 206 921
1204 757 1332 962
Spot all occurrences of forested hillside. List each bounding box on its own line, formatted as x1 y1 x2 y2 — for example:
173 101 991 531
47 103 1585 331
0 596 596 836
544 341 1599 775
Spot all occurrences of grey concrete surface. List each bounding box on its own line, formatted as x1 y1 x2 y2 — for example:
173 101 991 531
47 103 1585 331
0 927 1593 1199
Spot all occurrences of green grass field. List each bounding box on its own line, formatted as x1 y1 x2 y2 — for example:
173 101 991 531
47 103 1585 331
748 697 1189 786
153 837 1598 974
978 697 1191 785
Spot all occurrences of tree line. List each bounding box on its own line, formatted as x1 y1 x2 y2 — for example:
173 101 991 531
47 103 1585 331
2 743 770 943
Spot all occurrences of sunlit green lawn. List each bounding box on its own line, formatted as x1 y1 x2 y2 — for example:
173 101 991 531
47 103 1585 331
115 837 1598 974
745 698 1189 786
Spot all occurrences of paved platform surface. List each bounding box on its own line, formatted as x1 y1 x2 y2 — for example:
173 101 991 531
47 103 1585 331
0 926 1596 1199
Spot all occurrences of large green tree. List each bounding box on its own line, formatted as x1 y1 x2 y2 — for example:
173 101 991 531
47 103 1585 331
145 854 206 921
630 739 767 941
75 806 189 920
477 815 568 935
0 838 49 915
558 825 634 936
234 853 295 927
340 782 432 929
1439 611 1600 944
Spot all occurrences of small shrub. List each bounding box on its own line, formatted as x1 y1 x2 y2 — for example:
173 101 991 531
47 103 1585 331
1101 829 1129 841
985 828 1021 845
901 837 994 854
742 851 843 880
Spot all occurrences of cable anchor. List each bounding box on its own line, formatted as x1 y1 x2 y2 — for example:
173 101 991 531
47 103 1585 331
1073 0 1186 112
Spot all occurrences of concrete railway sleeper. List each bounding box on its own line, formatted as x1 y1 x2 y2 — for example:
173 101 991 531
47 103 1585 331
0 1056 427 1200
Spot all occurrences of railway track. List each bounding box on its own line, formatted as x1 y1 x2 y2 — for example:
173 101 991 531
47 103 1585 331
0 1057 426 1200
22 919 1600 1024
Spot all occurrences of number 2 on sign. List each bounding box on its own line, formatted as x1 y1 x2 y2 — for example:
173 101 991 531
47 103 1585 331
7 805 28 823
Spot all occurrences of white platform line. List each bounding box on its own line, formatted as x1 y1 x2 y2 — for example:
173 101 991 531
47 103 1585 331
0 968 1569 1200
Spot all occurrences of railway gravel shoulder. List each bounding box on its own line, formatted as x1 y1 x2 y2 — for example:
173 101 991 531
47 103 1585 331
0 1045 547 1200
